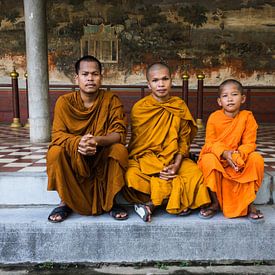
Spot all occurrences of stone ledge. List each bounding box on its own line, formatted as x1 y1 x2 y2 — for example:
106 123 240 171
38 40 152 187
0 172 273 205
0 206 274 264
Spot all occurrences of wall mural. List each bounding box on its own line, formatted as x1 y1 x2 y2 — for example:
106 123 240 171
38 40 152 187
0 0 274 86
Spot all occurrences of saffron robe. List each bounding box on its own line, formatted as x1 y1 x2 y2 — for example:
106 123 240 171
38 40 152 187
125 95 210 214
198 110 264 218
47 90 128 215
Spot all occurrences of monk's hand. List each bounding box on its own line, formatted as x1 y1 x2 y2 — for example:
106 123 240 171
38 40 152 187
159 164 178 181
222 150 239 171
78 134 97 156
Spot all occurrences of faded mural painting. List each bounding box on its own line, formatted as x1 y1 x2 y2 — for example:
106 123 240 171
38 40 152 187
0 0 274 86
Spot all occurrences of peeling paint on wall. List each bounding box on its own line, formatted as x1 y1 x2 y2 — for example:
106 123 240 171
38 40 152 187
0 0 274 86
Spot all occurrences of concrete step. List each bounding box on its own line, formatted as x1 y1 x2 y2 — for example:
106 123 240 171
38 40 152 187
0 205 275 264
0 172 274 205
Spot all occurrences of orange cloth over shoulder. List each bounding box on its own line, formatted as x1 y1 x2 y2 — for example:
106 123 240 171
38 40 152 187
198 110 264 218
47 90 128 215
125 95 210 213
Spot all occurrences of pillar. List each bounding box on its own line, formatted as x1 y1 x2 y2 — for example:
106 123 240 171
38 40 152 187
10 67 22 128
182 71 189 105
196 72 205 129
23 0 51 142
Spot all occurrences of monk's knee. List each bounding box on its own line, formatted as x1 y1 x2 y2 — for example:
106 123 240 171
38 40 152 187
107 144 128 170
247 152 264 167
200 153 218 165
109 143 128 153
46 145 66 164
125 167 140 183
108 143 128 159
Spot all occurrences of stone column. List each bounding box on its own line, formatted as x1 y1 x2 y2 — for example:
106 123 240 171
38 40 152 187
23 0 51 142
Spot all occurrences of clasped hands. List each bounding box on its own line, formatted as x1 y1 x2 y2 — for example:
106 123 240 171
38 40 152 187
78 134 98 156
222 150 242 172
159 163 180 181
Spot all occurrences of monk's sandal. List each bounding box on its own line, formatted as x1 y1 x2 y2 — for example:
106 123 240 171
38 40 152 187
134 203 151 222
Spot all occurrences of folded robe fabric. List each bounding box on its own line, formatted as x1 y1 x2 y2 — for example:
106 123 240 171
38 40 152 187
125 95 210 214
198 109 264 218
47 90 128 215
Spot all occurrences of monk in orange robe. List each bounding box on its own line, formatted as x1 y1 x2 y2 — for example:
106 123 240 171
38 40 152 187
124 62 210 222
47 55 128 222
198 79 264 222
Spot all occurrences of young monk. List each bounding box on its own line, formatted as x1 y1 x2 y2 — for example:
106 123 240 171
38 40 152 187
198 79 264 222
47 55 128 222
124 62 210 222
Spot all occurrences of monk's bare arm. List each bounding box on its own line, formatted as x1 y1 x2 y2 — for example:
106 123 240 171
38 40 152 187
93 132 121 146
78 133 121 156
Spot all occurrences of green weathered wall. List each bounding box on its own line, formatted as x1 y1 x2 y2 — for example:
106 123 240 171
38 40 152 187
0 0 274 86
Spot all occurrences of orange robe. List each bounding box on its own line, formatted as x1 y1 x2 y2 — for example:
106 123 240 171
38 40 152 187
198 110 264 218
125 95 210 214
47 90 128 215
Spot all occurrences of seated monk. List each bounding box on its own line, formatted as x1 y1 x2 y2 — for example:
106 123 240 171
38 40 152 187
198 79 265 222
123 62 211 222
47 55 128 222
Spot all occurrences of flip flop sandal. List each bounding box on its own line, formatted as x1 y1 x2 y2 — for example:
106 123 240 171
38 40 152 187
48 205 72 223
109 205 128 220
248 210 265 224
178 208 192 216
134 203 151 222
198 207 217 219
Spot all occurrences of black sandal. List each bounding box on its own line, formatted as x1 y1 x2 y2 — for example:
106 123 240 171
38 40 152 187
48 205 72 223
178 208 192 216
109 205 128 220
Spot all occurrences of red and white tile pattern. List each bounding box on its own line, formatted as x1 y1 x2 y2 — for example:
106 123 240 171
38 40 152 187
0 124 275 173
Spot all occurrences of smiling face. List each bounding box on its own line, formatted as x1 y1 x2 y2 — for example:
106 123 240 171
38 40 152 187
217 83 246 117
75 60 102 97
147 65 172 102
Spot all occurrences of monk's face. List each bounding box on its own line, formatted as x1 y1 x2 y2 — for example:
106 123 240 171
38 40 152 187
75 61 102 95
217 83 246 117
147 66 172 102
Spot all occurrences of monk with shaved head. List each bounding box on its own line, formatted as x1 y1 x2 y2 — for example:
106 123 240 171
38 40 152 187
198 79 264 222
124 62 210 222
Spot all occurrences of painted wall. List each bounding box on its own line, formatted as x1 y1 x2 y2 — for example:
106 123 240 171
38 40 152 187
0 0 274 87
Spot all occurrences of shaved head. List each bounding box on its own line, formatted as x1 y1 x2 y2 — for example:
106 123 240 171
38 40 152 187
146 62 171 81
219 79 243 96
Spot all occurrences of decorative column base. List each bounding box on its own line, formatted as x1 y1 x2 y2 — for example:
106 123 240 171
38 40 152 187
10 118 22 128
24 118 30 128
196 118 204 130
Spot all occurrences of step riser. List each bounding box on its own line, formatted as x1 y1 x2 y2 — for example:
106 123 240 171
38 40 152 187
0 173 273 205
0 207 274 264
0 174 59 205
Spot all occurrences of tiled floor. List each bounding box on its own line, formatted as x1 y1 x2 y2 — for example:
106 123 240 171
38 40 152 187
0 123 275 173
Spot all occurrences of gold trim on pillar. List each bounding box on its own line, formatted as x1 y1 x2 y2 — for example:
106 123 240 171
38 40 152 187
182 71 189 80
196 72 205 80
24 118 30 128
10 118 22 128
196 118 204 130
10 67 19 79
